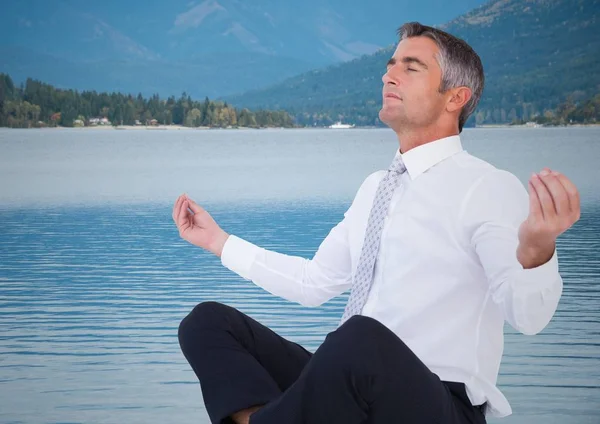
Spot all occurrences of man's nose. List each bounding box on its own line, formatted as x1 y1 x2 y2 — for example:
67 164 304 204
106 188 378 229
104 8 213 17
382 68 398 85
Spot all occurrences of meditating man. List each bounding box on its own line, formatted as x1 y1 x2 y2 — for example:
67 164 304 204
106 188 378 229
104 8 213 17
173 22 580 424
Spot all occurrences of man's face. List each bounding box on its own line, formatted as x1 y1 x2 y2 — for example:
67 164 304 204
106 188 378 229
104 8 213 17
379 36 447 131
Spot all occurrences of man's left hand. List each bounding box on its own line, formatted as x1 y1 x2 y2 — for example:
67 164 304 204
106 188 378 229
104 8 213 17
517 167 581 268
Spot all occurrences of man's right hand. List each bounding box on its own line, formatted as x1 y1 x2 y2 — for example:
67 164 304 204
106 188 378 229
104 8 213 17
172 194 230 257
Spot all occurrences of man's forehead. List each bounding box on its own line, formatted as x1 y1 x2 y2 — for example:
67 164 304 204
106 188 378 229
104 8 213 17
393 37 439 63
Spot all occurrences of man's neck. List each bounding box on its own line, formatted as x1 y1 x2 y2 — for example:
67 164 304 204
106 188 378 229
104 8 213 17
396 129 459 154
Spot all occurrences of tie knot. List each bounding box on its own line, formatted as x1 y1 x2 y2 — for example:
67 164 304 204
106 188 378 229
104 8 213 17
389 154 407 175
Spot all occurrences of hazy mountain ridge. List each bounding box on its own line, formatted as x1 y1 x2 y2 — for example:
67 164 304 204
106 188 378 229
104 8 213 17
1 0 486 98
225 0 600 126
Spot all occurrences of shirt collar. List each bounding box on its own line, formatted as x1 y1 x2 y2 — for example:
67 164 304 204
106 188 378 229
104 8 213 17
394 135 463 179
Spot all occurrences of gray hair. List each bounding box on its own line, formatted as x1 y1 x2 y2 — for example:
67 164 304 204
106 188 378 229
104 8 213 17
397 22 484 132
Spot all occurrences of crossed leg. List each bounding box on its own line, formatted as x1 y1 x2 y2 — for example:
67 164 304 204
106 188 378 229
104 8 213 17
178 301 484 424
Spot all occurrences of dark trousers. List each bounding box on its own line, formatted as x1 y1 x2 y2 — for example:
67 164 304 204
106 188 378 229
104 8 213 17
178 301 487 424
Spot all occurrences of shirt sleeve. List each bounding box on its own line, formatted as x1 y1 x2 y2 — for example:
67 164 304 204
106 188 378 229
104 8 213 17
219 177 370 307
461 169 563 335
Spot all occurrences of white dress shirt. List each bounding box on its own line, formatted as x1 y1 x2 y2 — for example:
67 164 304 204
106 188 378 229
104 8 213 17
220 135 563 418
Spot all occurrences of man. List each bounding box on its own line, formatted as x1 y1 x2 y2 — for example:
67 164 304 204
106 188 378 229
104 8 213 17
173 22 580 424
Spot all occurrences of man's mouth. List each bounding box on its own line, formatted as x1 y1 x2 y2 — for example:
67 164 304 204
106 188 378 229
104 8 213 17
384 93 402 100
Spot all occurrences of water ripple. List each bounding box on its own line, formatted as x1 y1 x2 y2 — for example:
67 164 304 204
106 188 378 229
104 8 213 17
0 201 599 423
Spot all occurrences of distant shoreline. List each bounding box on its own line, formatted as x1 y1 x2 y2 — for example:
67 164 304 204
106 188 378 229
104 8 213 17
2 125 260 131
476 123 600 128
2 123 599 130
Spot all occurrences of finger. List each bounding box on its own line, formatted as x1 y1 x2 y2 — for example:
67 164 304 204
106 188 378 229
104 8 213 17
538 172 569 216
172 195 184 222
172 195 181 222
187 198 205 215
553 172 581 217
178 199 189 229
172 195 180 221
528 175 544 221
531 173 556 220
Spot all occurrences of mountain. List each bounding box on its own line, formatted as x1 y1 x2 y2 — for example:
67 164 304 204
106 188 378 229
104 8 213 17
1 0 487 98
224 0 600 126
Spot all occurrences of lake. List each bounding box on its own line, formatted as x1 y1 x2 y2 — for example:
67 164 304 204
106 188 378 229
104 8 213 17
0 127 599 423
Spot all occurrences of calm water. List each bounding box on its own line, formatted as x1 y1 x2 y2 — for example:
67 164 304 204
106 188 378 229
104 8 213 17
0 127 599 423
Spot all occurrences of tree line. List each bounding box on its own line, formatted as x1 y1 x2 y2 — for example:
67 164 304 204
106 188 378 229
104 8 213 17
277 90 600 128
272 93 600 129
0 74 295 129
1 73 596 130
525 94 600 126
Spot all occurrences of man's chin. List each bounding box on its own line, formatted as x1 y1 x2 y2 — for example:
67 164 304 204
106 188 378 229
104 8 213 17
379 109 408 132
378 108 396 127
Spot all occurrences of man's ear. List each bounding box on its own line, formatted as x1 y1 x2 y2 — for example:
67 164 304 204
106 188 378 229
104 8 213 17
446 87 472 113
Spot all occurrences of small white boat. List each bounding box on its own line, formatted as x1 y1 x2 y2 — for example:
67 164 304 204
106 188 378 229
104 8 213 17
329 121 355 129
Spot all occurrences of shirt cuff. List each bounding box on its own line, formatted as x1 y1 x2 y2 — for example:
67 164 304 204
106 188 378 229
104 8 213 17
519 248 559 286
220 234 262 280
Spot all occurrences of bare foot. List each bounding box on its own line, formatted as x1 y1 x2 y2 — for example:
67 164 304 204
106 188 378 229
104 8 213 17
231 404 263 424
